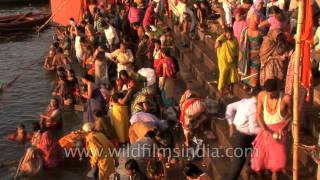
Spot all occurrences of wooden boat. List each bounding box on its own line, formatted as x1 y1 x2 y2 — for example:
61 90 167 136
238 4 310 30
0 0 48 3
0 12 51 33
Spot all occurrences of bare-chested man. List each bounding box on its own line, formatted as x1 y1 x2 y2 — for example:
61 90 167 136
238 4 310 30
44 49 56 71
52 47 66 68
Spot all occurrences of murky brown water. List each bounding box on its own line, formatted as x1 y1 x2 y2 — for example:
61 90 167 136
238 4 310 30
0 3 89 180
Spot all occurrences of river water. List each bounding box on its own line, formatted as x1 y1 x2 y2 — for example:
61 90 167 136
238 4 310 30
0 3 89 180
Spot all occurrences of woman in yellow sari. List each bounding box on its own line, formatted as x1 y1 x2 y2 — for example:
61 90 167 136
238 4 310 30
83 123 118 180
215 28 239 96
110 92 130 146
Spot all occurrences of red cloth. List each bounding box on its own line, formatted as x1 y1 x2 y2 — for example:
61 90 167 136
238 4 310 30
251 121 288 172
128 7 141 24
108 0 116 5
301 0 313 100
154 57 175 77
51 0 86 25
143 5 155 28
116 78 135 91
37 132 61 168
179 99 197 125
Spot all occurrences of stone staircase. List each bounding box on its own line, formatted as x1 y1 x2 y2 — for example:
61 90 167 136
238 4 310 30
168 21 318 179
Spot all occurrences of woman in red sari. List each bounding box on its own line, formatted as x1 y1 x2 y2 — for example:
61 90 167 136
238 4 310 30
143 2 156 29
37 131 61 168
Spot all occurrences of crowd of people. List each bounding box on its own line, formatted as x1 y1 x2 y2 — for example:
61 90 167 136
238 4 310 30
5 0 320 179
6 0 217 179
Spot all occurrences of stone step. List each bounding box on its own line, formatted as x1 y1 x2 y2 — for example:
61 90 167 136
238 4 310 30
181 49 201 71
181 53 218 97
203 34 219 53
191 40 217 71
172 22 319 180
197 140 231 180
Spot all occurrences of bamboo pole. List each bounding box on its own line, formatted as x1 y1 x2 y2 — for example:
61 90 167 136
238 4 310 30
293 0 305 179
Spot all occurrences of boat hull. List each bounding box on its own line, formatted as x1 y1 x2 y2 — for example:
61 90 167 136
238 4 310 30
0 0 48 3
0 12 50 33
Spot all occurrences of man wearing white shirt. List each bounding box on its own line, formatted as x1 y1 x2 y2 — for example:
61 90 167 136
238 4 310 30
225 88 260 180
104 23 119 51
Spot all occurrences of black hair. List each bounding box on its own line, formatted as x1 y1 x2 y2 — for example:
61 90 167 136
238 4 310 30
82 74 94 82
57 47 63 53
125 159 140 171
58 73 67 81
264 79 279 92
154 39 161 45
67 69 75 75
53 42 60 49
269 5 282 15
225 27 233 34
57 67 66 77
133 22 140 27
32 122 41 131
70 17 75 21
57 66 65 72
111 92 125 102
145 130 156 139
155 129 174 148
51 97 60 108
147 160 164 177
242 0 253 5
93 110 103 118
184 163 204 178
99 44 108 51
95 51 106 61
269 5 285 21
80 20 86 25
165 27 172 33
17 123 25 130
162 48 171 57
80 37 86 43
119 70 129 78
